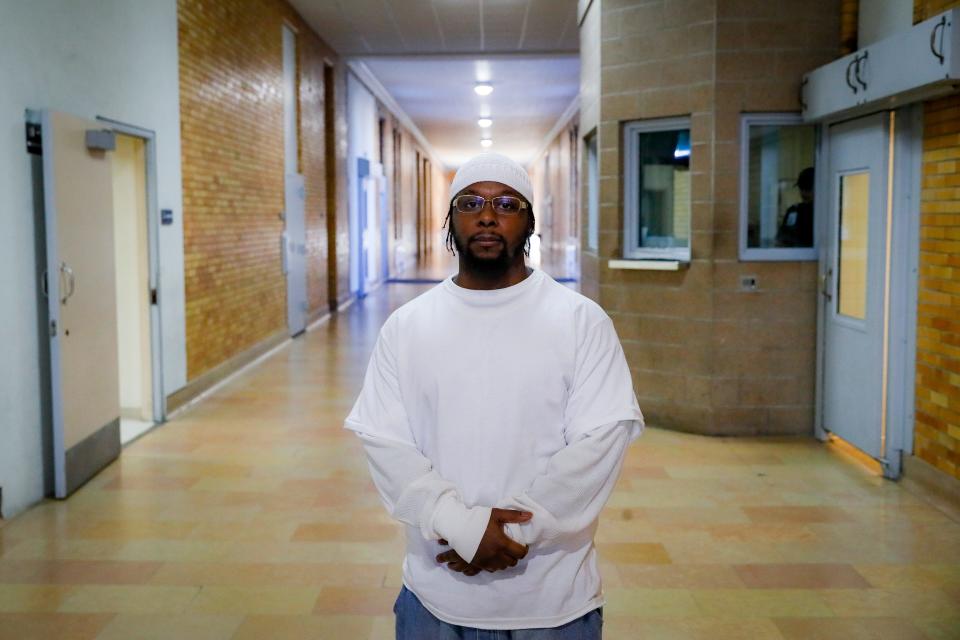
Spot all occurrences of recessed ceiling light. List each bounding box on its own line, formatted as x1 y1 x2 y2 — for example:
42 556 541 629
481 138 493 148
474 83 493 96
477 118 493 128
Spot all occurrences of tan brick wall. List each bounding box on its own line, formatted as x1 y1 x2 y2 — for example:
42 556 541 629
591 0 838 435
840 0 858 53
914 0 959 21
178 0 344 379
915 94 960 480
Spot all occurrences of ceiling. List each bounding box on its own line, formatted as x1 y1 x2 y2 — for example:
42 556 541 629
288 0 579 56
288 1 581 169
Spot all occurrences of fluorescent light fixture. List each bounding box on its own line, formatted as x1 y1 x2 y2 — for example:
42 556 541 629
474 83 493 96
477 118 493 128
673 149 690 158
481 138 493 148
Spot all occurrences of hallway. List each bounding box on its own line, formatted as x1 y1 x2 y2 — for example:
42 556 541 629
0 277 958 640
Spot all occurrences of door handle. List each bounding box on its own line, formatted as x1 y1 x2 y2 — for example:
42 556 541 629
820 268 833 301
930 16 947 64
60 261 75 305
845 58 859 94
854 50 869 92
280 233 289 275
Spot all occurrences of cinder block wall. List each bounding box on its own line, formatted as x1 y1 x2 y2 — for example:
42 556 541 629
914 0 960 480
591 0 838 435
178 0 345 379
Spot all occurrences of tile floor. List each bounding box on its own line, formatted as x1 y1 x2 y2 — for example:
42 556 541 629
1 277 958 639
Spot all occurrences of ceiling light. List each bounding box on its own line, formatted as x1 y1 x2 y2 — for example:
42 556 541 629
474 83 493 96
481 138 493 148
477 118 493 128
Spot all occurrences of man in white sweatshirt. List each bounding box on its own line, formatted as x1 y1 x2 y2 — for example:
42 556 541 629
345 152 643 638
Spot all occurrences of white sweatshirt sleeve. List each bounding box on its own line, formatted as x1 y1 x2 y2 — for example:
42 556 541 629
500 419 641 550
357 432 491 563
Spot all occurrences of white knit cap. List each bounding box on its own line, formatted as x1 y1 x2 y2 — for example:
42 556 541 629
448 152 534 207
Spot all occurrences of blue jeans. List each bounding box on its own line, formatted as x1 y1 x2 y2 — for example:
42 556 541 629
394 585 603 639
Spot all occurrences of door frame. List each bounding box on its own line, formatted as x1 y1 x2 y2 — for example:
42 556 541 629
814 106 922 479
96 117 166 426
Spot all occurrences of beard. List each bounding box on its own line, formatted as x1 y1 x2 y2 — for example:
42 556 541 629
453 231 525 275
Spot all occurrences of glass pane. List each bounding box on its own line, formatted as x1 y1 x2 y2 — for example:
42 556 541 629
636 129 689 249
746 124 816 249
837 172 870 320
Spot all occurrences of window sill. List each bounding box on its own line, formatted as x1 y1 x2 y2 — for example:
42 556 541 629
608 259 689 271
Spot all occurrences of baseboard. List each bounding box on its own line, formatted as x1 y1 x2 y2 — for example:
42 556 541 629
166 329 289 414
902 454 960 522
64 417 121 497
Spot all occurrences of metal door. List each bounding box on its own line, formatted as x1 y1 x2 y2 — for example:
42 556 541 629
37 110 121 498
822 112 890 460
284 172 307 336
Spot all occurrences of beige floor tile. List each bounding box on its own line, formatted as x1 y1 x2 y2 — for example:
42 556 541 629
0 559 161 585
602 588 701 617
733 563 871 589
853 563 960 589
93 613 243 640
597 542 672 565
291 522 401 543
774 616 930 639
911 616 960 640
313 586 399 615
818 587 958 618
368 614 395 640
187 586 320 615
615 564 745 589
0 584 75 612
0 613 114 640
601 616 783 640
58 585 200 614
692 588 833 618
230 613 373 639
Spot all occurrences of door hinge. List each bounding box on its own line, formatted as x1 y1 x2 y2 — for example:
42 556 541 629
26 122 42 155
150 288 158 305
49 319 57 338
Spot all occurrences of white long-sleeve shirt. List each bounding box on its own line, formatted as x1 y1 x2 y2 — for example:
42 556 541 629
344 269 643 628
357 419 639 563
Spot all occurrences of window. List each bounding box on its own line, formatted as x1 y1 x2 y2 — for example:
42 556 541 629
623 117 691 261
585 131 599 252
739 113 818 261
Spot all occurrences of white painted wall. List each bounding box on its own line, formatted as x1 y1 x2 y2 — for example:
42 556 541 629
0 0 186 517
859 0 913 46
346 72 380 294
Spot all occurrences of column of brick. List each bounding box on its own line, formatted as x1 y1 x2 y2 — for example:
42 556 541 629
915 94 960 480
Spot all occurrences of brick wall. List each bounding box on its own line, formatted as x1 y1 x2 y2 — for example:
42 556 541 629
590 0 838 435
178 0 344 379
840 0 858 53
914 0 958 21
914 0 960 479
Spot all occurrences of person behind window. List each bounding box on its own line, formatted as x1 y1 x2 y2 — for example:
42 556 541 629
776 166 815 247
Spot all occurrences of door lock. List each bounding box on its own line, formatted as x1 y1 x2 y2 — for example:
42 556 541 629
820 268 833 301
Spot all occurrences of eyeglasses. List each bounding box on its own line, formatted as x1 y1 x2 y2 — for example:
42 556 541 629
453 194 529 216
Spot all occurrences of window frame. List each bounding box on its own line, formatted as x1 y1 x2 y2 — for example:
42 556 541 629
585 129 599 252
739 112 820 262
622 116 692 262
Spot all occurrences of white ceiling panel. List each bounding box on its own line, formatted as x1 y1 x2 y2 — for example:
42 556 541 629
522 0 577 50
361 55 579 168
288 0 579 55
